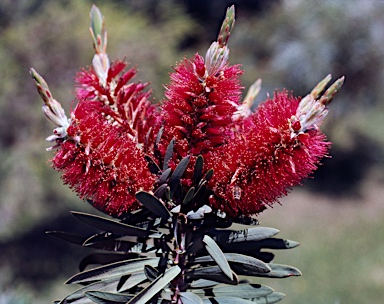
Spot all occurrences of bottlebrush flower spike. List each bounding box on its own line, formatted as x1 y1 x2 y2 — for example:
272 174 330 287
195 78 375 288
31 6 157 216
76 5 158 147
159 5 243 174
208 76 344 216
53 101 156 215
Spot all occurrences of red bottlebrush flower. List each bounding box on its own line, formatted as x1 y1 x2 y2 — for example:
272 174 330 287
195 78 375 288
51 101 156 216
159 53 243 173
208 90 332 216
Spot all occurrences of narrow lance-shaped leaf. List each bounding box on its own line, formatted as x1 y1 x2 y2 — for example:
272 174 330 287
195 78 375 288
190 279 220 289
187 266 238 285
158 168 172 184
203 235 233 280
253 238 300 250
65 257 160 285
195 252 271 274
163 138 175 170
117 272 147 292
213 227 279 244
154 184 168 198
194 284 274 299
145 155 161 174
136 191 171 221
144 265 159 282
182 187 195 206
58 277 120 304
193 155 204 184
79 253 137 272
127 266 181 304
169 155 190 197
71 212 162 238
256 264 302 278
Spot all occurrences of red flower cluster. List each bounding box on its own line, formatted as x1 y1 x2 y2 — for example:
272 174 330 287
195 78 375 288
31 5 343 218
208 91 330 216
53 101 156 215
158 54 243 177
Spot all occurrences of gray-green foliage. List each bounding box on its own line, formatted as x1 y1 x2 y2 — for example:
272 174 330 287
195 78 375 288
1 0 384 302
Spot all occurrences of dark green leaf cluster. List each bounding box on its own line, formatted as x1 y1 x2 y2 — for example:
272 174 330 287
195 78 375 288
48 152 300 303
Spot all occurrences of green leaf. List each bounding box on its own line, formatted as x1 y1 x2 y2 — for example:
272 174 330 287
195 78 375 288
223 239 295 264
251 292 285 304
193 155 204 184
182 187 195 206
180 292 203 304
59 277 120 304
45 231 86 246
187 266 238 285
79 253 137 272
195 253 271 274
71 212 162 238
255 238 300 250
155 126 164 145
145 155 161 174
144 265 159 282
85 291 133 303
163 138 175 170
154 184 168 198
196 284 274 299
136 191 171 221
189 279 220 289
257 264 302 278
204 168 214 181
213 227 279 244
202 297 255 304
85 239 158 254
65 257 160 284
169 155 191 197
82 232 121 247
203 235 233 280
158 168 172 184
117 272 147 292
127 266 181 304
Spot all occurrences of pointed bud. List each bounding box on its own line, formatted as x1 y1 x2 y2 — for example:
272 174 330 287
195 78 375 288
309 74 332 100
90 5 107 54
89 5 110 87
319 76 345 106
233 79 262 120
290 75 345 137
217 5 235 48
30 68 70 144
243 78 262 109
205 42 229 77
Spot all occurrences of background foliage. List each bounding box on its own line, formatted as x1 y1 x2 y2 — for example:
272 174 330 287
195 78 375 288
0 0 383 303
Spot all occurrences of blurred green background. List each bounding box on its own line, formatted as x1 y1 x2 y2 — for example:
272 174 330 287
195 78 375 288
0 0 383 303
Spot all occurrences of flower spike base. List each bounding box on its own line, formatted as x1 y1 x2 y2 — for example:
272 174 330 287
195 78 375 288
31 4 343 304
